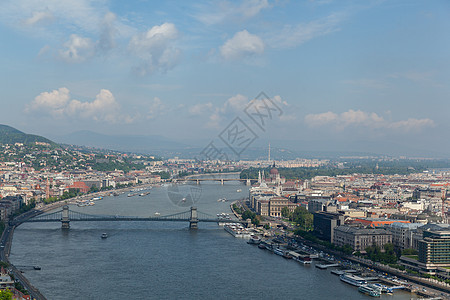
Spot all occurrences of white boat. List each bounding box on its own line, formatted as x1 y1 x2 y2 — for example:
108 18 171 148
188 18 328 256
154 212 161 216
358 285 381 297
91 197 103 201
247 235 261 245
339 274 367 287
224 223 251 238
101 233 108 239
236 189 242 192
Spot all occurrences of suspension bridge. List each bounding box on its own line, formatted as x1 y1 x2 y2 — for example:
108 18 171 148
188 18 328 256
20 205 250 229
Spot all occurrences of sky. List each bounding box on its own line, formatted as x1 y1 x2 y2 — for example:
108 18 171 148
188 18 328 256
0 0 450 157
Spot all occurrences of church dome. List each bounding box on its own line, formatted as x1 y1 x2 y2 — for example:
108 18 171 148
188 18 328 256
270 162 278 175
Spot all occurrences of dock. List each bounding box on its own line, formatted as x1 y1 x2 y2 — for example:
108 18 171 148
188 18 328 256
315 263 340 269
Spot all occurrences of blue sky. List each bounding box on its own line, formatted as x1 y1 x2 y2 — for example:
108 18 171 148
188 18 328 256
0 0 449 156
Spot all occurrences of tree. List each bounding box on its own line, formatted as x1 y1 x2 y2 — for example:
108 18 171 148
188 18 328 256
0 290 12 300
281 207 291 218
291 207 313 231
402 248 418 256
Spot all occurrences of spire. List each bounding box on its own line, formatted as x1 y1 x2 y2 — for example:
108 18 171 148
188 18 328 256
258 171 261 184
268 143 271 163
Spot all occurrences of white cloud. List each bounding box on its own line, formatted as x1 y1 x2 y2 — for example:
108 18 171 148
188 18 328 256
66 89 119 123
128 23 181 75
26 87 70 117
97 12 117 53
58 34 95 63
24 10 54 26
305 109 435 132
389 118 436 132
147 97 166 119
190 93 290 128
269 12 344 49
194 0 269 25
189 102 214 115
26 87 131 123
1 0 109 34
220 30 264 60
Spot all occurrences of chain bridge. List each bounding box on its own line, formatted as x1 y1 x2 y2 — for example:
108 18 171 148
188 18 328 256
22 205 250 230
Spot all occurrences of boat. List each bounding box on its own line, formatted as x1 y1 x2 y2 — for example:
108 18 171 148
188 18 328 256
101 233 108 239
339 274 367 287
247 235 261 245
371 283 392 293
295 254 312 264
91 197 103 201
33 266 41 270
273 247 284 256
236 189 242 192
224 223 251 238
154 212 161 216
358 285 381 297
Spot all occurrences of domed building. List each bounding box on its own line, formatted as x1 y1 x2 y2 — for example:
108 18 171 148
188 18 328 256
269 162 284 185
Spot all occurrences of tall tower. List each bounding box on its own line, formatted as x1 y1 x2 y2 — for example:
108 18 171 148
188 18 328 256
46 177 50 199
268 143 271 163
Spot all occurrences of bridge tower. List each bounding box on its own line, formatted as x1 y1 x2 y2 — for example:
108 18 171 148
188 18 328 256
61 205 70 229
189 206 198 229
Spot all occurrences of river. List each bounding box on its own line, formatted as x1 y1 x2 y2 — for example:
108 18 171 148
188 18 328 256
10 174 412 299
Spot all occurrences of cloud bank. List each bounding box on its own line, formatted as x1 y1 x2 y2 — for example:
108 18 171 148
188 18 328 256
305 109 435 132
26 87 132 123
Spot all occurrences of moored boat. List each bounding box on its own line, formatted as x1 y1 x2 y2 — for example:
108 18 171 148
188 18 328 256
247 235 261 245
339 274 367 287
358 285 381 297
273 247 284 256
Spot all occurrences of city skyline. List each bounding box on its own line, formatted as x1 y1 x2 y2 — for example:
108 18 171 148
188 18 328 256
1 0 449 156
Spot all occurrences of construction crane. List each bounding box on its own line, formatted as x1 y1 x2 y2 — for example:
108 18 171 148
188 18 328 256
442 189 447 224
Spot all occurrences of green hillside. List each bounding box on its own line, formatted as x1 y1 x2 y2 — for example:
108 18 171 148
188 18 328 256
0 124 55 145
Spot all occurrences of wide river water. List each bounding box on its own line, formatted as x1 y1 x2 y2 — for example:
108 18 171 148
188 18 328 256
10 174 412 299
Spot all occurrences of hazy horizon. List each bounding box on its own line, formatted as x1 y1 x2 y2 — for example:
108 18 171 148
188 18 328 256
1 1 449 157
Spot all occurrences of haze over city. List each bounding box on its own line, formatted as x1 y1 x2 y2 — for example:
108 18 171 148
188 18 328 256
0 0 449 156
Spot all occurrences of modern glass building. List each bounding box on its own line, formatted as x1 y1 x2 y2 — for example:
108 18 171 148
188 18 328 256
418 231 450 266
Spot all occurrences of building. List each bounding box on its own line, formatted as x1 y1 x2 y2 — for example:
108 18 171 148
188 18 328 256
313 211 345 243
268 196 297 217
401 230 450 274
333 226 393 251
388 222 422 250
0 267 14 289
354 218 410 228
308 198 333 213
419 231 450 269
66 181 90 194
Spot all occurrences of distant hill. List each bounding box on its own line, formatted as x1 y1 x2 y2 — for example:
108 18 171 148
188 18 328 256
0 124 55 145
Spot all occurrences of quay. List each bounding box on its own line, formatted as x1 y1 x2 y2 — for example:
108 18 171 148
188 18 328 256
315 263 340 269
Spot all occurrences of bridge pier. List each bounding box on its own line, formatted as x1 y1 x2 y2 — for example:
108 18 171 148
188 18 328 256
220 179 224 185
189 206 198 229
196 179 199 185
61 205 70 229
246 179 251 186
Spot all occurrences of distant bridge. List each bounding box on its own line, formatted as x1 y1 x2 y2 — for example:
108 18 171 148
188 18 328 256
22 206 250 230
173 178 258 185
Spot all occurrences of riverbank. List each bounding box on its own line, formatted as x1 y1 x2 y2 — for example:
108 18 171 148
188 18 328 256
0 181 161 299
295 236 450 298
